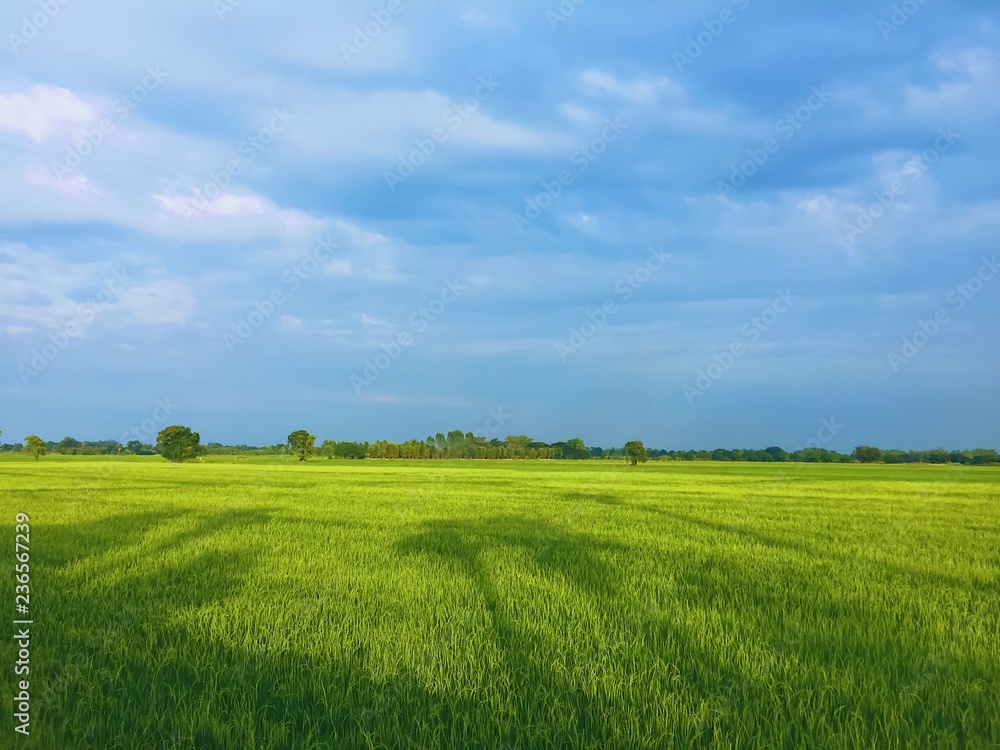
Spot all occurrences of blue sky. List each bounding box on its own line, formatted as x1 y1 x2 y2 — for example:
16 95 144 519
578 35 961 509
1 0 997 451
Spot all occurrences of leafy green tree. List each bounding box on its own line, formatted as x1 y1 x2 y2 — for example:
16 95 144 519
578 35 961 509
334 441 368 459
506 435 532 458
625 440 649 466
971 449 1000 465
319 439 336 459
562 437 590 460
24 435 46 461
764 446 789 462
55 436 81 454
926 448 951 464
156 425 202 462
287 430 316 461
853 445 883 463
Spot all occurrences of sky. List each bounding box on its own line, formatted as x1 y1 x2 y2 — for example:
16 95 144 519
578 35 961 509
0 1 998 451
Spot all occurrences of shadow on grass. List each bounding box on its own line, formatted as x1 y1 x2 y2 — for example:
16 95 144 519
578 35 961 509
656 507 997 596
20 511 649 748
558 491 621 505
12 508 996 749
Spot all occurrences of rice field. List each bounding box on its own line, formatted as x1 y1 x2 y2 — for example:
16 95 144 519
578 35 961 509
1 457 998 749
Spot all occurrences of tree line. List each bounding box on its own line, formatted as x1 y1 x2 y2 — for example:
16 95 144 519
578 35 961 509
3 428 997 466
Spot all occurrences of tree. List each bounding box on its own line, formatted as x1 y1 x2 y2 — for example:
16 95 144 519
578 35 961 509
334 441 368 459
506 435 532 458
319 439 336 459
625 440 649 466
563 437 590 460
287 430 316 461
156 425 202 462
764 446 789 462
926 448 950 464
853 445 883 463
56 436 81 455
24 435 46 461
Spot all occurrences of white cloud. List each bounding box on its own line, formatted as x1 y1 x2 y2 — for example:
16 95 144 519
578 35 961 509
152 191 268 219
559 104 596 123
580 69 678 103
0 85 97 143
325 259 353 276
24 166 97 196
284 88 558 159
116 279 196 326
906 48 1000 118
0 244 194 329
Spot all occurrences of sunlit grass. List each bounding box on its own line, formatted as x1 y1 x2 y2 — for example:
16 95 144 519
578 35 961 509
1 459 998 748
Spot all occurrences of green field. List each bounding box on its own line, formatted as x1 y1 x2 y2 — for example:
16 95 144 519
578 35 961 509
1 458 998 749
